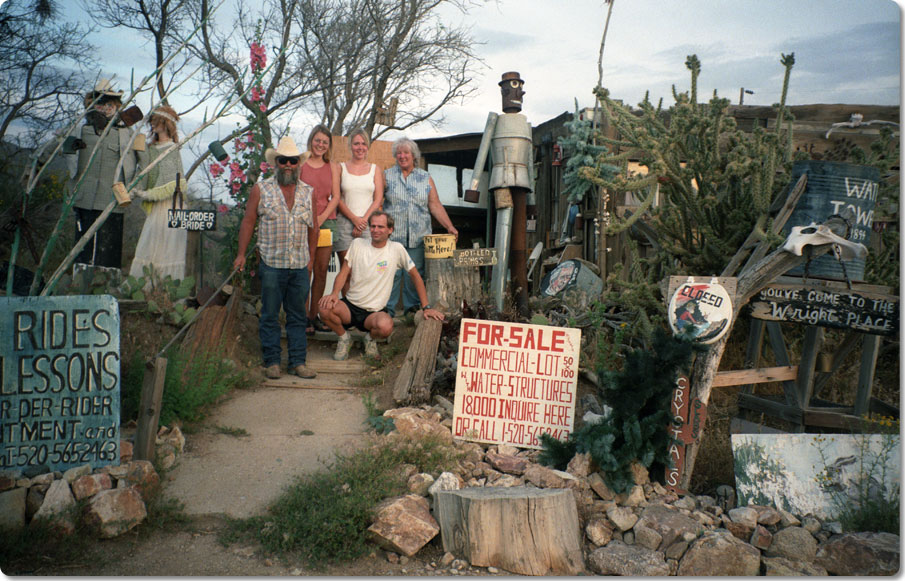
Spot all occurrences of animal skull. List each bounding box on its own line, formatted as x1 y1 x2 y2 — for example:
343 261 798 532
781 222 868 260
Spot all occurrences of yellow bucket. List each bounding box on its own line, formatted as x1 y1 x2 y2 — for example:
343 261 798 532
423 234 456 258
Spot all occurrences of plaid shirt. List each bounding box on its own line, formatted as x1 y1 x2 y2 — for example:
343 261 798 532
256 177 315 269
384 165 432 247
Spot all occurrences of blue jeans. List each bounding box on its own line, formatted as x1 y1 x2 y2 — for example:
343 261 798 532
258 260 310 368
386 244 424 317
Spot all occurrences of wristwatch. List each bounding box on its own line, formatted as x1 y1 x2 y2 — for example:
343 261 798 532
422 304 431 310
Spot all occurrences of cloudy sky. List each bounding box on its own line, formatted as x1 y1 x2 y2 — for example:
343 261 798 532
27 0 899 179
48 0 902 141
415 0 901 138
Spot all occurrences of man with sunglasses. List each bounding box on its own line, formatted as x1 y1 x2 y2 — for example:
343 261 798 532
234 137 319 380
317 211 444 361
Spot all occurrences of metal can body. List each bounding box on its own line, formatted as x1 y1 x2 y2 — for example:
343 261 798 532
489 113 532 191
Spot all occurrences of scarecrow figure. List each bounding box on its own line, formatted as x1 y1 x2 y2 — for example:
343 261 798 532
64 79 144 270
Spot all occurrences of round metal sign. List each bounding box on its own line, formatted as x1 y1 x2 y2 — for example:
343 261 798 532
668 281 733 344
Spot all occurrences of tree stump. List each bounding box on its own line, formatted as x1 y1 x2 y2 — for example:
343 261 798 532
434 487 585 576
425 257 481 309
392 317 442 405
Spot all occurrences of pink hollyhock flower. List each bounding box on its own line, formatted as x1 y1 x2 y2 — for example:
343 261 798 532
209 163 224 178
258 103 267 113
260 161 271 173
246 132 256 144
250 85 265 102
229 162 247 185
234 137 246 152
218 204 229 214
250 42 266 73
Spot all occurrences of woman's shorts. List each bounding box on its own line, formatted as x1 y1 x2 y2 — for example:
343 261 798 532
334 215 370 252
317 219 337 248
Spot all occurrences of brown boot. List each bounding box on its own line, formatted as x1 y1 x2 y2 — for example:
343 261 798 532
264 364 281 379
290 364 317 379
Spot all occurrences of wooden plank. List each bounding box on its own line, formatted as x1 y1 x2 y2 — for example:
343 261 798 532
713 365 799 388
797 326 824 409
770 174 808 234
803 410 864 431
740 174 807 273
741 319 766 395
306 358 369 374
263 378 356 390
855 334 881 417
721 216 767 278
737 393 803 425
766 321 799 406
185 230 201 290
807 405 854 413
134 357 168 461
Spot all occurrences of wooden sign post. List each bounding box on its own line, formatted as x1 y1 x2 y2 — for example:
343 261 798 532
747 280 898 335
665 375 707 493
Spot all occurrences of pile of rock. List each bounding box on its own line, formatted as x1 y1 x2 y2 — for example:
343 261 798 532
368 405 900 576
0 426 184 539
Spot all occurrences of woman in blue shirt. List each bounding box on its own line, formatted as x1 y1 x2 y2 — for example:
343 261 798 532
383 137 458 316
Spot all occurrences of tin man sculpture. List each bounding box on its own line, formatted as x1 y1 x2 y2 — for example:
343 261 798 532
465 72 534 315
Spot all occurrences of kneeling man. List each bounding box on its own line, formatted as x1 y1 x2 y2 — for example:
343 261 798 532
318 211 444 360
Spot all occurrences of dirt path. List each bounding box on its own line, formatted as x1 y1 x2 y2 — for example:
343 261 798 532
164 339 371 519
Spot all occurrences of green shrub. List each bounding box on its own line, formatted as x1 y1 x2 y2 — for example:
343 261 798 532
225 435 460 568
539 327 703 492
159 348 252 425
362 393 395 435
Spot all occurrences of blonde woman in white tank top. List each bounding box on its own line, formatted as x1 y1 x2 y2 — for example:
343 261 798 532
336 129 385 294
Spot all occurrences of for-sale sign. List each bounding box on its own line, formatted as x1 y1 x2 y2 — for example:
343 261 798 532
452 319 581 449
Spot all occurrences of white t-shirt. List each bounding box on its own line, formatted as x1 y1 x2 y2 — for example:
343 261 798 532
344 238 415 312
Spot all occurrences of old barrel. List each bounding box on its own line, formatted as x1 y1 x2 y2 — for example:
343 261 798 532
783 160 879 281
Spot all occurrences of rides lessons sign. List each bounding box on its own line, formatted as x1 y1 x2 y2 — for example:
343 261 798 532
452 319 581 449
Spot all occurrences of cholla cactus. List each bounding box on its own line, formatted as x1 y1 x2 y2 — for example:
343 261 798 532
589 53 796 277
